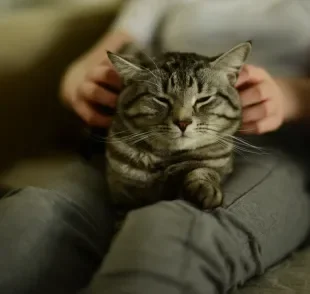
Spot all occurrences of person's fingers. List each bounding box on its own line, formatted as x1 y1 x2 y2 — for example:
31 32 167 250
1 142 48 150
87 65 122 92
75 101 113 127
242 100 276 123
235 65 267 88
79 82 117 108
240 115 281 135
239 80 271 108
239 122 257 134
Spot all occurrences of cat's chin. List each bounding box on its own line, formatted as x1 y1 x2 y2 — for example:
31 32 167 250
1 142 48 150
169 135 221 151
148 136 193 152
149 135 216 152
167 137 204 151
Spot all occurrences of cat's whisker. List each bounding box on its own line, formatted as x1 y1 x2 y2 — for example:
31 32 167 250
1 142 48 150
88 134 114 142
139 59 161 81
217 138 258 157
238 127 258 132
115 136 152 144
97 130 156 144
109 130 128 135
232 148 251 161
129 132 161 145
140 66 159 81
141 51 160 72
89 137 106 143
128 43 161 80
206 123 265 134
205 128 267 155
204 127 264 150
110 133 148 140
120 132 159 143
231 140 268 154
224 134 265 151
233 144 265 155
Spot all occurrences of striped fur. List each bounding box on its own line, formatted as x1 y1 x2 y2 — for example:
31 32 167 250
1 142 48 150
105 41 252 210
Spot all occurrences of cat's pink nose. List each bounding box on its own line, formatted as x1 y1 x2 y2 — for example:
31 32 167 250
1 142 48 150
173 119 193 132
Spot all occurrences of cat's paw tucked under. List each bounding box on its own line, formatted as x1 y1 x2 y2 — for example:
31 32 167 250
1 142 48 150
184 169 223 210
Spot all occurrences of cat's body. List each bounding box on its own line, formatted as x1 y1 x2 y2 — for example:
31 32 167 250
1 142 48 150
106 121 233 209
105 43 252 210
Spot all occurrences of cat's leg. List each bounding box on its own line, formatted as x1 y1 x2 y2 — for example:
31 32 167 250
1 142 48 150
184 167 223 209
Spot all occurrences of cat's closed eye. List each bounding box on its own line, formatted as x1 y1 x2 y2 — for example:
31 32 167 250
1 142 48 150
195 95 215 107
153 97 172 107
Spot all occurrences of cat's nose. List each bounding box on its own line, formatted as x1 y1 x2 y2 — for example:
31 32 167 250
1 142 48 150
173 119 193 132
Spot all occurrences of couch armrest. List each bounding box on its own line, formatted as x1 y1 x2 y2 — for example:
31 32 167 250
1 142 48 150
0 2 120 171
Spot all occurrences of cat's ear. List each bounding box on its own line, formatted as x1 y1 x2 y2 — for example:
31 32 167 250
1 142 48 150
211 41 252 83
107 51 144 83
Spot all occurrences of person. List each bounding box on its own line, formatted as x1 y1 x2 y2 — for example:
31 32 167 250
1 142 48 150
1 1 310 293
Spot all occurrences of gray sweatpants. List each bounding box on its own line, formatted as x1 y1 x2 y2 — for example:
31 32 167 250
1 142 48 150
0 136 310 294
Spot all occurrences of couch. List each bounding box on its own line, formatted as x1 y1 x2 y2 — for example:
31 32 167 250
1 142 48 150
0 1 119 186
0 1 309 293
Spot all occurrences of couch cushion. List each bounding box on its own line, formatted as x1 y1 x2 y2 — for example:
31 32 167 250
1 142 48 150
0 152 80 188
0 1 120 171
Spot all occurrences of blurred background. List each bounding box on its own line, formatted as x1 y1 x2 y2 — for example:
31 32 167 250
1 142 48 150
0 0 104 12
0 0 121 187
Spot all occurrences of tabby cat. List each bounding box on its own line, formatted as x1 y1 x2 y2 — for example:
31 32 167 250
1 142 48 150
104 41 252 211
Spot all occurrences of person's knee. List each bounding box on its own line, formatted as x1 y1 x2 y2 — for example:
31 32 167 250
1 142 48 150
117 200 239 266
127 201 261 280
0 186 69 225
96 201 257 293
0 186 106 294
0 186 108 247
124 200 229 242
127 200 197 225
0 187 70 292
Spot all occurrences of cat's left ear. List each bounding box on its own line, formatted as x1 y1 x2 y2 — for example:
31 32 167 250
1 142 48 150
107 51 144 83
211 41 252 84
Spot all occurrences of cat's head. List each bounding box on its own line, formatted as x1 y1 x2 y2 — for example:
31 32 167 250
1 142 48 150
107 41 252 152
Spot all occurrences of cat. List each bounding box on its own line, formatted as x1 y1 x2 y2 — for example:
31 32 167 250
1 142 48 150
104 41 252 211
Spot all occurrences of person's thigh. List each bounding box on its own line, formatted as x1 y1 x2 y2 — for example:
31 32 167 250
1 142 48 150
87 150 310 294
0 160 115 294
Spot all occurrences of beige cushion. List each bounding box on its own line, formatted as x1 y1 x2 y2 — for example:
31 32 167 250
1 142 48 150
0 153 80 188
0 1 121 186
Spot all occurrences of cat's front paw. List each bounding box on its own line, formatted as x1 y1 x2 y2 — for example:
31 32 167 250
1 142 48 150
184 170 223 210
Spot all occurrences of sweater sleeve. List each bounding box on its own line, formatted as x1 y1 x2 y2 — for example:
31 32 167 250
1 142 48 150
110 0 192 46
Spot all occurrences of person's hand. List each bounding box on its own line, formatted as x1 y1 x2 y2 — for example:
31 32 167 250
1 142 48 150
235 65 292 135
60 31 133 127
60 54 121 127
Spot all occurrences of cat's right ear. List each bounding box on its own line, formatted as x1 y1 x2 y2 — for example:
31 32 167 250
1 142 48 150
107 51 144 83
210 41 252 84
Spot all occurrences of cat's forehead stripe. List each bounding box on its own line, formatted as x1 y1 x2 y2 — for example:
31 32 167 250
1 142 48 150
196 79 204 93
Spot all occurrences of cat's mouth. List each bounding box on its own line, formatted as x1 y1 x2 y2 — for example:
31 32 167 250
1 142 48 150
168 132 191 140
180 133 190 138
175 133 192 140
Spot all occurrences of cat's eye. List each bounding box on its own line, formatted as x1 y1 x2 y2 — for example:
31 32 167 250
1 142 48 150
196 96 214 104
153 97 171 106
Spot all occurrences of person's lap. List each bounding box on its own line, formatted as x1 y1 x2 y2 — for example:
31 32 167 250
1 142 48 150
0 137 309 294
0 162 115 294
87 147 310 294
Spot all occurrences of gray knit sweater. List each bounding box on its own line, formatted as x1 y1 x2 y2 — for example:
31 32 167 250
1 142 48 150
111 0 310 77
